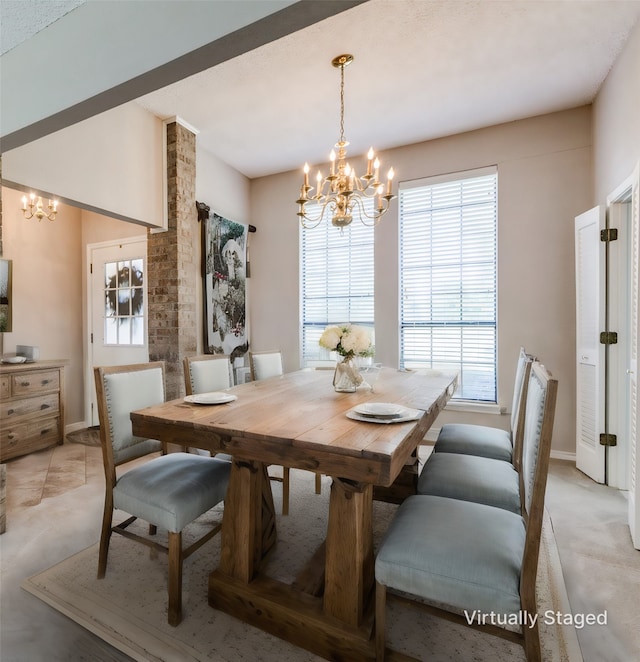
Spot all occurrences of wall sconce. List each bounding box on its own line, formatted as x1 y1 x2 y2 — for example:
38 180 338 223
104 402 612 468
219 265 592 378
22 193 58 221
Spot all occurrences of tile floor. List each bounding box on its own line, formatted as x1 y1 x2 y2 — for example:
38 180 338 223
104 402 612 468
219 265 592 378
1 441 639 661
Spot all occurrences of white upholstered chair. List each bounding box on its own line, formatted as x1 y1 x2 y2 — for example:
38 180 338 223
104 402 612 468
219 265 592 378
248 350 284 381
182 354 234 461
94 361 231 626
183 353 233 395
375 362 558 661
246 350 295 514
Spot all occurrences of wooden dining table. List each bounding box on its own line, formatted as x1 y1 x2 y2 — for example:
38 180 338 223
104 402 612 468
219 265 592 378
130 366 457 660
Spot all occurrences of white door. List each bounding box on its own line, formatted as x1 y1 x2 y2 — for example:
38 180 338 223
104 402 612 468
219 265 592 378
87 237 148 426
627 167 639 548
575 207 606 483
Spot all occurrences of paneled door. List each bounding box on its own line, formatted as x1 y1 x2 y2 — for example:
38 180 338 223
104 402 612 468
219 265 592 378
575 206 606 483
87 237 148 426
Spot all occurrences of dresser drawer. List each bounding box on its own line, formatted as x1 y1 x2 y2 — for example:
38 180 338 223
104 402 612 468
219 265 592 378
1 416 60 461
11 369 61 396
1 392 59 423
0 376 9 400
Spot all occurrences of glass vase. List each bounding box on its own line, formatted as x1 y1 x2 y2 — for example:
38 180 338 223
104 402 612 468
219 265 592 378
333 357 363 393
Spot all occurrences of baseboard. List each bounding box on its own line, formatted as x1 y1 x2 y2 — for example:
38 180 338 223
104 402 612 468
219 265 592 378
550 450 576 462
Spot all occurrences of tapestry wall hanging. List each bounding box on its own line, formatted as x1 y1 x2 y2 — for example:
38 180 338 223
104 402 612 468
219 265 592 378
202 211 249 359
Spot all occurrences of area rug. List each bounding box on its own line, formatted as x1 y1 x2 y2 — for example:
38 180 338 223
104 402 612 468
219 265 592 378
66 426 101 447
23 469 582 662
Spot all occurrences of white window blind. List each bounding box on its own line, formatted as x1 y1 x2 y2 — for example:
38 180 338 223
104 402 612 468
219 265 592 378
301 218 374 364
399 167 497 401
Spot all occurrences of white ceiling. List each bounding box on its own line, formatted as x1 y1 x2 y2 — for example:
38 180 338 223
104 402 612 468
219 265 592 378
3 0 640 180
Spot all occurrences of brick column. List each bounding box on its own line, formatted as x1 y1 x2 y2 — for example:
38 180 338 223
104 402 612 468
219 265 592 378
147 121 197 399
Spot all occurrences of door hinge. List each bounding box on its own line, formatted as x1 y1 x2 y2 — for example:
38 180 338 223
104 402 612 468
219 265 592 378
600 228 618 242
600 433 617 447
600 331 618 345
91 333 94 344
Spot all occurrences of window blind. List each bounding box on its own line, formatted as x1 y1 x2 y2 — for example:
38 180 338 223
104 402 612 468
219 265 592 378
399 168 497 401
301 215 374 364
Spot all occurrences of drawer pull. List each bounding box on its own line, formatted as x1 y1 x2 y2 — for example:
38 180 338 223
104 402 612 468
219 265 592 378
20 381 31 387
40 428 52 436
41 379 51 386
40 404 51 411
7 408 14 415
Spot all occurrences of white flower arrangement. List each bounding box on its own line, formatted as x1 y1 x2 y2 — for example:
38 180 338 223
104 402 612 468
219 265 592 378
319 324 374 360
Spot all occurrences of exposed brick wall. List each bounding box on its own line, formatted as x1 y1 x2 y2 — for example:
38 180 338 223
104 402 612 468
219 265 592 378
147 121 197 399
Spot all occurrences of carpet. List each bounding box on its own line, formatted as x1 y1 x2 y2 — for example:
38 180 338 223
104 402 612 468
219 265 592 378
23 469 582 662
66 427 101 447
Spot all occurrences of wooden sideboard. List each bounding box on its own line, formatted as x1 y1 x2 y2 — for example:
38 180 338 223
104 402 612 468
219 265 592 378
0 360 67 462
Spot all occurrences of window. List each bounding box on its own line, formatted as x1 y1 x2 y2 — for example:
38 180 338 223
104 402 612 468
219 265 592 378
399 167 497 401
301 219 374 364
104 259 145 345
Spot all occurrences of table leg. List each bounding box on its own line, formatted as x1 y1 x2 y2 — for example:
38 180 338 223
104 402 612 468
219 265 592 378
218 459 276 582
324 478 374 626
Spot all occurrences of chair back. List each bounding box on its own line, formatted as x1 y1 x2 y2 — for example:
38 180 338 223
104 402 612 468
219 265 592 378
519 362 558 596
249 350 283 381
183 354 232 395
510 348 535 471
94 362 165 474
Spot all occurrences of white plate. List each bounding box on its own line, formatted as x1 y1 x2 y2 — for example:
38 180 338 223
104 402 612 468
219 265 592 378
184 392 237 405
354 402 406 418
347 407 422 425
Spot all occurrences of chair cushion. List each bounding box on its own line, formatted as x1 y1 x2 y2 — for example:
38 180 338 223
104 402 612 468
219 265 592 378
190 359 231 394
435 423 513 462
114 453 231 532
417 452 521 514
376 495 525 617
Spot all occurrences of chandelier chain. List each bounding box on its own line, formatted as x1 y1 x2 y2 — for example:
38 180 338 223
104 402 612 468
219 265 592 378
339 62 346 145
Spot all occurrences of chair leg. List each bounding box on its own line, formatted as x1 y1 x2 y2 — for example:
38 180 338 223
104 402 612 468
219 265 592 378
282 467 290 516
315 472 322 494
375 581 386 661
522 613 541 662
97 498 113 579
167 531 183 626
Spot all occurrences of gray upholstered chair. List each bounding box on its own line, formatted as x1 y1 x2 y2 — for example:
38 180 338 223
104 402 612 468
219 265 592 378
94 361 231 626
375 362 558 662
433 347 534 468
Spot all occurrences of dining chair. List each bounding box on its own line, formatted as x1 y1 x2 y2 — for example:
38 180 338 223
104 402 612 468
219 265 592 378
416 352 535 514
183 353 233 395
94 361 232 626
250 350 325 498
375 362 558 661
248 350 284 381
434 347 535 469
246 350 294 514
183 354 235 460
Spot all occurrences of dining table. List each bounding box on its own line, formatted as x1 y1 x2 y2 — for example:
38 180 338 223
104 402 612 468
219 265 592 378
130 366 457 660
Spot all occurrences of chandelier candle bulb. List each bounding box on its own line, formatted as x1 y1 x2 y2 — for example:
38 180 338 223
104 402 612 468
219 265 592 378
387 168 395 196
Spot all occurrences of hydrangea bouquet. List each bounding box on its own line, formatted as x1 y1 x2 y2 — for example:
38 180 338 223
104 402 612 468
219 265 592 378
319 324 374 392
319 324 374 359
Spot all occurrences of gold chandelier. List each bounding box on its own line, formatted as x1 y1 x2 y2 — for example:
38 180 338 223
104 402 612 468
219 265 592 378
296 54 395 230
21 193 58 222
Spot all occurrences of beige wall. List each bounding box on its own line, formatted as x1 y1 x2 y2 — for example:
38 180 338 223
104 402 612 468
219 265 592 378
249 107 593 455
593 18 640 204
2 104 164 227
1 187 84 423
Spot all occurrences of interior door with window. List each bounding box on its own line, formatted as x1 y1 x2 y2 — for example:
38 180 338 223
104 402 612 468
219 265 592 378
88 237 148 426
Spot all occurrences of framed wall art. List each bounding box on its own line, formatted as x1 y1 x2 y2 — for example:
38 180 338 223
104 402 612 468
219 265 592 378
202 211 248 361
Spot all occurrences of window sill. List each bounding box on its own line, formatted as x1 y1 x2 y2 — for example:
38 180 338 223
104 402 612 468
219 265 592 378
445 400 505 415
